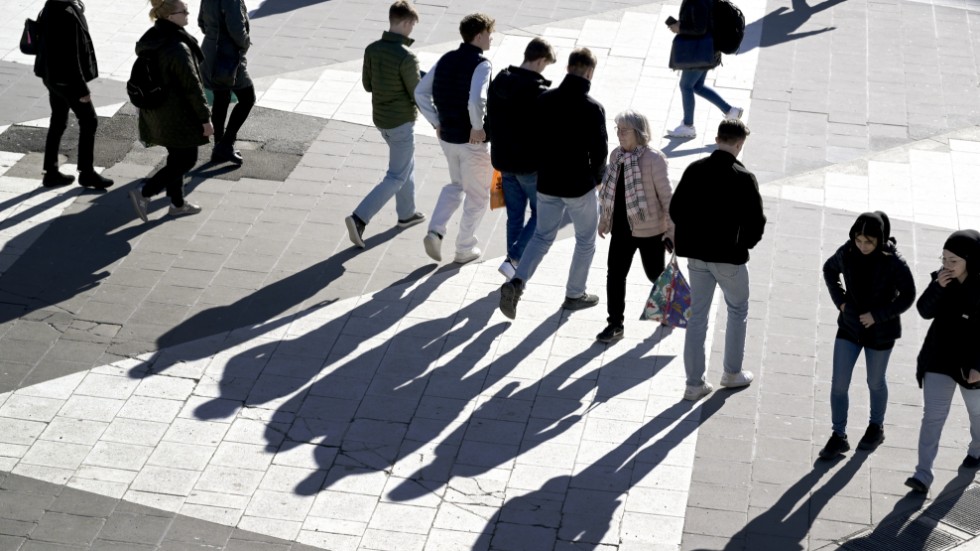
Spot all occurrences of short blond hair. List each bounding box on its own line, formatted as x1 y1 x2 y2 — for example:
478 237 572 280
150 0 184 20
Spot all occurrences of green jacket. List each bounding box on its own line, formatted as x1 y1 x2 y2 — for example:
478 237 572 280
135 20 211 149
362 31 420 129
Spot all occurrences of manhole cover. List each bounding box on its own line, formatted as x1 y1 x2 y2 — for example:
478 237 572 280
924 484 980 535
840 519 962 551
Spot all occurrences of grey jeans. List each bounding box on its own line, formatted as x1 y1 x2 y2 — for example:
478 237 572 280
914 372 980 487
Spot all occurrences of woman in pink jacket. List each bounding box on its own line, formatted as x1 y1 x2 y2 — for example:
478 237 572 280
596 110 675 343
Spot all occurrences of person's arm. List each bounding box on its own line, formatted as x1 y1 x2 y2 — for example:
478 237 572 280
916 274 946 320
362 51 372 93
669 166 693 225
400 53 421 103
173 44 212 125
737 173 767 249
645 150 674 240
871 254 917 323
221 0 251 51
467 60 492 138
822 248 847 310
588 104 608 185
46 9 91 99
414 60 440 129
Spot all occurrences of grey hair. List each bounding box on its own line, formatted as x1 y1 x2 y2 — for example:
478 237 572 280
614 110 651 147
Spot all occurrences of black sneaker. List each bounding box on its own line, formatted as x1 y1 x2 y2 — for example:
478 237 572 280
962 454 980 469
818 432 850 459
345 215 366 248
42 170 75 187
397 212 426 228
596 325 624 343
212 143 244 165
904 476 928 494
562 293 599 311
856 423 884 451
499 279 523 320
78 170 114 189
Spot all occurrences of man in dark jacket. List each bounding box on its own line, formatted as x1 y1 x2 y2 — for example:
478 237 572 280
498 48 607 320
487 37 555 279
34 0 113 189
670 119 765 401
415 13 495 265
345 1 425 248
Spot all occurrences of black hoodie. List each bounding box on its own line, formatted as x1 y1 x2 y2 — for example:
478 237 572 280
486 66 551 173
33 0 98 99
822 211 915 349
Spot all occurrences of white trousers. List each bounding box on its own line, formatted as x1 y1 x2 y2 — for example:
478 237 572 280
428 140 493 254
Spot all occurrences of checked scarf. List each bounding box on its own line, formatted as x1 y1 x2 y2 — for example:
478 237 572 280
599 146 649 227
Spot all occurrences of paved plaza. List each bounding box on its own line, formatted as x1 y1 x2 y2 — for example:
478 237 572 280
1 0 980 549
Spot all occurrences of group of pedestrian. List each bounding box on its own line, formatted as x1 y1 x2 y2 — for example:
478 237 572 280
32 0 256 220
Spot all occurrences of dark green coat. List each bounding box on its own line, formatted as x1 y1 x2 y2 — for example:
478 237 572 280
198 0 252 90
362 31 420 129
135 19 211 148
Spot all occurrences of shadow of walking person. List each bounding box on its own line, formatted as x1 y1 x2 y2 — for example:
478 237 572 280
473 388 744 550
741 0 848 54
248 0 332 19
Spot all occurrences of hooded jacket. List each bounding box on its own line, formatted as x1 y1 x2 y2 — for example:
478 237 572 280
487 66 551 173
33 0 98 99
135 19 211 148
822 212 915 350
198 0 252 90
916 229 980 389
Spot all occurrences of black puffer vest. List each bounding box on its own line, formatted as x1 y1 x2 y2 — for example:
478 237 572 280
432 43 486 144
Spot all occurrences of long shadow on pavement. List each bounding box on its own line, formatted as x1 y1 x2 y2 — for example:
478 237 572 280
249 0 331 19
473 387 742 549
741 0 848 54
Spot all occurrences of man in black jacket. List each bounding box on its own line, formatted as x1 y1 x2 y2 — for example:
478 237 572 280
498 48 607 320
33 0 113 189
487 37 555 280
670 119 765 401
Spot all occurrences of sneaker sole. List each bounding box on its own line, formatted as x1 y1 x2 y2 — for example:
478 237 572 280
345 217 365 248
397 216 426 228
596 332 624 344
856 436 884 451
904 478 928 494
683 386 713 401
423 236 442 262
499 285 518 320
454 255 481 265
129 191 149 223
720 379 753 388
169 208 201 217
562 300 599 311
818 445 849 460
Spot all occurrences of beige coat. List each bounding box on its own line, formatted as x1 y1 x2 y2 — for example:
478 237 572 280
599 147 675 240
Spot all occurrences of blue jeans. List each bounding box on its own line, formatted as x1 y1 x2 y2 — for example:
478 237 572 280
501 171 538 262
679 70 732 126
830 339 891 435
683 259 749 387
514 190 598 298
354 121 416 223
915 372 980 487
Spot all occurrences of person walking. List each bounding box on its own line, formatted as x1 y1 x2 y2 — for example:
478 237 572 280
198 0 255 165
595 110 674 343
669 120 765 401
33 0 113 189
415 13 495 264
486 37 556 279
666 0 742 139
345 1 426 248
818 211 915 459
497 48 607 320
129 0 213 222
905 230 980 494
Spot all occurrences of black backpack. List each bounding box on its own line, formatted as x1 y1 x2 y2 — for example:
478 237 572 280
712 0 745 55
127 53 166 109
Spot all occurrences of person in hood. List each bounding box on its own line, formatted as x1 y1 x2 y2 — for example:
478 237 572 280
819 211 915 460
33 0 113 189
198 0 254 165
905 229 980 494
486 37 556 280
128 0 213 222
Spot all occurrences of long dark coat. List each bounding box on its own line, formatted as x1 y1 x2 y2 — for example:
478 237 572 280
198 0 252 90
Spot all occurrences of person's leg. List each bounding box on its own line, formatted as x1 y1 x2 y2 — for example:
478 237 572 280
678 70 703 126
635 234 666 283
865 347 893 428
43 88 71 172
149 147 197 207
501 172 527 259
959 386 980 460
830 339 862 436
708 262 750 376
512 172 538 263
562 190 599 298
427 141 466 238
354 122 416 223
914 372 957 487
454 143 492 254
67 96 98 173
690 70 733 115
684 258 716 387
605 229 637 327
513 193 563 285
211 89 232 144
220 85 256 146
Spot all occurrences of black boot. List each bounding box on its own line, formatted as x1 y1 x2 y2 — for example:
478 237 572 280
857 423 884 451
42 169 74 187
78 170 114 189
212 141 243 165
819 432 850 459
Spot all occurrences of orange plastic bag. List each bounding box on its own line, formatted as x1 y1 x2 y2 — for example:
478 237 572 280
490 170 505 210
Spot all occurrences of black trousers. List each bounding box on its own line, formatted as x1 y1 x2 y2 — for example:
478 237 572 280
606 228 666 326
44 85 98 172
142 146 197 207
212 85 256 146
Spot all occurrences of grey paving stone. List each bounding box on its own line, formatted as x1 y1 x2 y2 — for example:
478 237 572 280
97 513 172 544
29 512 105 546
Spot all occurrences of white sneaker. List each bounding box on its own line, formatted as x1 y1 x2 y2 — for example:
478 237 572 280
498 259 517 280
423 231 442 261
720 370 754 388
683 382 714 401
726 106 744 120
454 248 482 264
168 202 202 217
667 124 697 138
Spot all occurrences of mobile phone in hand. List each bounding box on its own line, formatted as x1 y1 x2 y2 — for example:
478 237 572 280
665 16 678 25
